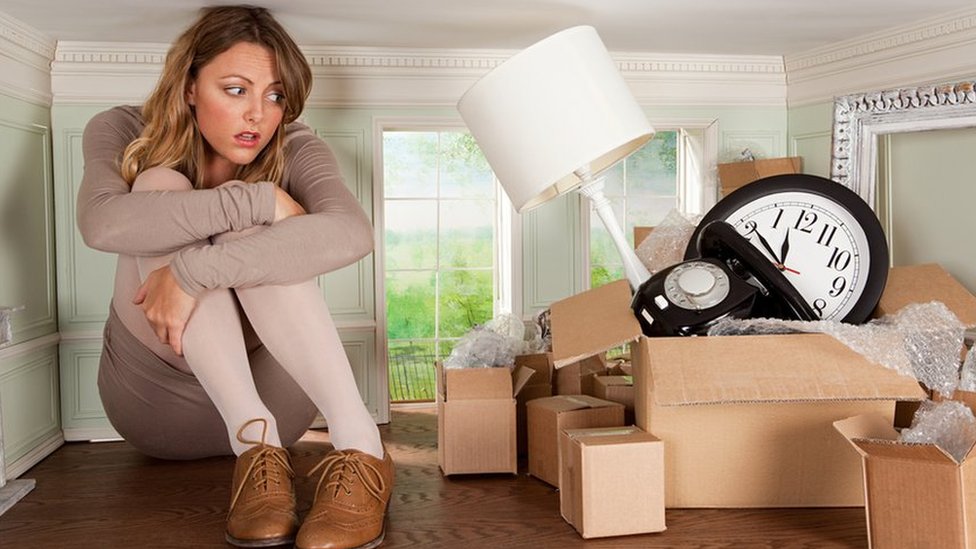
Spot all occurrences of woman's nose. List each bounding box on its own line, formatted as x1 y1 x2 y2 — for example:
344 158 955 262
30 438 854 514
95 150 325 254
245 97 263 124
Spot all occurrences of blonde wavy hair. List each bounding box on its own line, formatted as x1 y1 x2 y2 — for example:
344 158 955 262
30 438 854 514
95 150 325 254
120 5 312 188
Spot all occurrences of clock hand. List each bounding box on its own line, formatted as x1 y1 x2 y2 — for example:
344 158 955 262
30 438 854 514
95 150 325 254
780 228 791 264
777 230 800 274
753 231 782 265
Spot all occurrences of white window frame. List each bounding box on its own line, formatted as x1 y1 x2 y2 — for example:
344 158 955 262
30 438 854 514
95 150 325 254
372 117 519 411
581 118 718 288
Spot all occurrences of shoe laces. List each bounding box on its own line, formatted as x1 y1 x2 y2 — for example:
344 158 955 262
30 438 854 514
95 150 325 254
308 451 386 501
229 418 295 512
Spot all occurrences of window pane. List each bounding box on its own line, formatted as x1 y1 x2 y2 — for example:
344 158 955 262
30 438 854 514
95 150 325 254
385 200 437 270
627 131 678 195
627 195 678 228
440 133 494 199
591 264 623 288
383 132 438 198
602 160 625 196
385 271 436 339
438 269 493 338
440 199 494 268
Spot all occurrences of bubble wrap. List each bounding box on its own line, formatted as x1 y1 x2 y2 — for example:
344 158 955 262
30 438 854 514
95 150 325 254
635 209 702 275
900 400 976 462
960 346 976 392
707 301 965 396
444 313 546 369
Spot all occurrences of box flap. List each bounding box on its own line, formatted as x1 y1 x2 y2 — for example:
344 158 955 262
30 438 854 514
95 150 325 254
647 333 927 406
514 353 553 384
853 439 959 465
564 426 658 446
511 366 535 397
551 280 642 369
876 264 976 327
596 375 633 388
530 394 622 413
833 414 899 443
833 414 962 464
443 366 513 400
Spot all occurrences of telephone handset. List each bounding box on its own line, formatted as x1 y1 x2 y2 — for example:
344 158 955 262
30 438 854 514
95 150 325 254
631 220 818 337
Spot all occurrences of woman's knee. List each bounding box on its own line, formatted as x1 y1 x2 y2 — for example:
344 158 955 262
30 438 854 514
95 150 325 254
132 166 193 193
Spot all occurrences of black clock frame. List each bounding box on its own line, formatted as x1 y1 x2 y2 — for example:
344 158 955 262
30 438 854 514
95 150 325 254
684 173 889 324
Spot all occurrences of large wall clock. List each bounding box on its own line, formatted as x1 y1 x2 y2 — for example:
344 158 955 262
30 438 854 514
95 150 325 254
684 173 889 324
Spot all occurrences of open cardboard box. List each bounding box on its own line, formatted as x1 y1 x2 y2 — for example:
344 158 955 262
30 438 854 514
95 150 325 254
549 264 976 507
559 426 666 539
834 413 976 548
436 363 534 475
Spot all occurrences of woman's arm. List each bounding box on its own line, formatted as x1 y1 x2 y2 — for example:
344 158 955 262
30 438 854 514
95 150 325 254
76 106 277 256
168 124 374 296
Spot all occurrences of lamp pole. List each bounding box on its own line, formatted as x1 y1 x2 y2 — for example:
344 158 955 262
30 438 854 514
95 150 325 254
575 167 651 292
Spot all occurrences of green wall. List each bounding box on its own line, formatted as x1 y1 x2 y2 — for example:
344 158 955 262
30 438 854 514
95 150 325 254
0 91 61 477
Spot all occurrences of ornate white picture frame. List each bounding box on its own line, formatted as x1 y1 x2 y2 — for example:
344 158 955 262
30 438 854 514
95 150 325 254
830 79 976 208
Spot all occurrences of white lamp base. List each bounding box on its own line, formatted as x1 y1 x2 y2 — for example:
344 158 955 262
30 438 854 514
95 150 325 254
576 172 651 291
0 479 35 516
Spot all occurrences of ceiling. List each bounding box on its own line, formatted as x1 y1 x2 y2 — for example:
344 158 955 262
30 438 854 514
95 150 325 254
3 0 975 57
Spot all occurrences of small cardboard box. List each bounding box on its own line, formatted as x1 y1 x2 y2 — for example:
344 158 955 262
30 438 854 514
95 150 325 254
436 363 534 475
559 426 666 539
549 271 957 507
514 353 554 456
554 354 607 395
835 413 976 549
589 375 635 424
526 395 625 487
717 156 802 195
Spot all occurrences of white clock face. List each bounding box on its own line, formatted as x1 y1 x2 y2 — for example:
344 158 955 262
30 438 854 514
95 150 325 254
723 191 871 320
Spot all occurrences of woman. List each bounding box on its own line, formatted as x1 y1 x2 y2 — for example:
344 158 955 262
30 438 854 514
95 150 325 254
76 6 393 549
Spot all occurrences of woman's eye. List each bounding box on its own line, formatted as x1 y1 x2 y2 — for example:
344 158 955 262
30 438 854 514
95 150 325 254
268 92 285 104
225 86 246 96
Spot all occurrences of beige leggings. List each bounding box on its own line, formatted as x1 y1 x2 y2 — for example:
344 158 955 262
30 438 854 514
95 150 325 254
100 167 382 459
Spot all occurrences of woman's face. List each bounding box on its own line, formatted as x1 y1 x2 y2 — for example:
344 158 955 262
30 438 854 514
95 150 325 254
186 41 285 184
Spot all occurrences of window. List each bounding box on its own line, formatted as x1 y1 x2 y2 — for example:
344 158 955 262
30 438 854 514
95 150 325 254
588 126 711 288
381 128 511 402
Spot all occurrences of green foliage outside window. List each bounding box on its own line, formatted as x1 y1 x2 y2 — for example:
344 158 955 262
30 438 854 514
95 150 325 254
384 130 497 401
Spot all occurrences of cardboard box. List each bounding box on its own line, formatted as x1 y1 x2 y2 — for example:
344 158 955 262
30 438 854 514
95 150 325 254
717 156 802 196
554 354 607 395
436 363 534 475
590 375 635 424
549 273 952 507
835 413 976 549
514 353 554 456
559 426 666 538
874 263 976 327
526 395 625 487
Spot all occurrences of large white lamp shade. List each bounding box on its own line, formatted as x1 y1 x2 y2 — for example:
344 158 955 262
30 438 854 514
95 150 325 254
458 25 654 213
458 25 655 289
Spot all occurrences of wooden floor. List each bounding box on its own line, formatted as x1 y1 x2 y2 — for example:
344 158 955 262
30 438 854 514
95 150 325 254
0 406 869 548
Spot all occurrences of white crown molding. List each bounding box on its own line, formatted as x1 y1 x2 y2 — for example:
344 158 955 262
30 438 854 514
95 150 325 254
51 41 786 107
0 12 55 106
785 6 976 106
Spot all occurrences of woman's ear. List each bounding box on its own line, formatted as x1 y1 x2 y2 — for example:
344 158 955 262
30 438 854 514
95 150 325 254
186 82 197 107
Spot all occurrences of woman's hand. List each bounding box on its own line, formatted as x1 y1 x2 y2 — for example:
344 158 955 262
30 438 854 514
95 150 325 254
133 265 197 356
274 186 306 222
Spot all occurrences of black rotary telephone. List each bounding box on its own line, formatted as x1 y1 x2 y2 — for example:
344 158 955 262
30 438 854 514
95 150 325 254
631 220 818 337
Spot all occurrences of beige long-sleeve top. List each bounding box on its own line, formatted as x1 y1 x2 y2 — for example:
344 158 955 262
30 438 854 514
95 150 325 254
77 105 373 297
